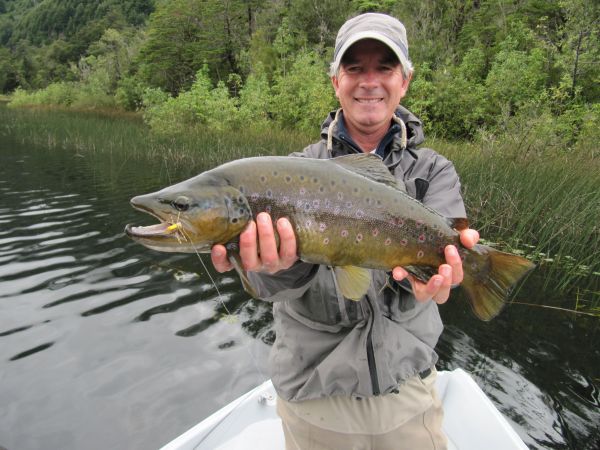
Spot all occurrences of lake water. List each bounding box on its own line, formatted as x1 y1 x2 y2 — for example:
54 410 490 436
0 109 598 450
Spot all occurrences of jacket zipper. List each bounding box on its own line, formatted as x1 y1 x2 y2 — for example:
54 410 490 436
365 298 380 395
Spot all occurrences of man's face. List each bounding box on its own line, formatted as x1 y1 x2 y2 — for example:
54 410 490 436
331 39 410 137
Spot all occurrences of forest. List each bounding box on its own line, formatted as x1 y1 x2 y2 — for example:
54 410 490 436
1 0 599 144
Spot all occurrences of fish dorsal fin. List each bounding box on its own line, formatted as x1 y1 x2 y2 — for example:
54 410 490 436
330 154 405 191
333 266 371 301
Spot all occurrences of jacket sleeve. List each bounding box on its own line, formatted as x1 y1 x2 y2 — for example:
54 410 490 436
247 262 319 302
418 149 467 219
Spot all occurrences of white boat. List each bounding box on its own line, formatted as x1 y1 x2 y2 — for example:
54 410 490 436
161 368 528 450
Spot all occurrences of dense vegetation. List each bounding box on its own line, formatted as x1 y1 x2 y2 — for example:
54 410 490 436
2 0 598 143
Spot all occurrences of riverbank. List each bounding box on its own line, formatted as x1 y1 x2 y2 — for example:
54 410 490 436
1 104 598 315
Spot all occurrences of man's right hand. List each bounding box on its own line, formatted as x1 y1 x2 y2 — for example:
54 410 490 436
211 212 299 274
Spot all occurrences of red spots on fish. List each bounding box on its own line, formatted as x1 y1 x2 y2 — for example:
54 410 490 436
372 229 379 237
418 233 426 243
341 230 349 238
356 233 363 242
416 219 424 228
384 238 392 246
417 250 424 259
400 238 408 246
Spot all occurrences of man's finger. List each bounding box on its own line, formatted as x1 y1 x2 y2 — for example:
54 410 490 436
211 244 232 273
256 213 279 272
444 245 463 286
239 220 261 271
277 218 298 268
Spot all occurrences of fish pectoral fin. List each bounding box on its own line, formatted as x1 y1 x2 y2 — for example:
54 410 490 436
333 266 371 301
228 252 259 298
404 265 437 283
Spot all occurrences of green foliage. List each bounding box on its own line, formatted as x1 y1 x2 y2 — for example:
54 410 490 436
4 0 599 148
142 65 238 135
270 50 336 133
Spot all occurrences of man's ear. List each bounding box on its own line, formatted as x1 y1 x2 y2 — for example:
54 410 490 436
331 76 340 98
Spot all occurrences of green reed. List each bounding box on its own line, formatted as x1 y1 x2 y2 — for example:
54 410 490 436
2 104 598 314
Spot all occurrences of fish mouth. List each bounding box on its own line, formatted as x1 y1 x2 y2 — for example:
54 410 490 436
124 222 180 238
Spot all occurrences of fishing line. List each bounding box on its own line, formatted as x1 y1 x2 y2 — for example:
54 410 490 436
179 227 267 382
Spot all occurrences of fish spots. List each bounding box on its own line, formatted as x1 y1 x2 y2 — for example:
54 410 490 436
337 192 344 201
285 175 292 184
265 189 273 199
418 233 426 243
341 230 349 238
345 201 353 209
312 177 319 184
400 238 408 246
312 199 320 208
416 219 424 228
417 250 424 259
281 196 290 205
251 192 259 202
299 187 306 195
384 238 392 246
319 186 325 193
355 210 364 219
319 223 327 232
323 237 330 245
355 233 363 243
372 229 379 237
260 175 267 184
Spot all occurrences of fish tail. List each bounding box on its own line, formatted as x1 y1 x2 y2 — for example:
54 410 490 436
461 244 535 321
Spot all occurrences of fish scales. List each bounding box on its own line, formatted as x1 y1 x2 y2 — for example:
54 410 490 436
216 156 457 271
126 154 535 321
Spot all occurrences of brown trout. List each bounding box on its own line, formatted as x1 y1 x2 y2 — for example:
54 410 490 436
125 154 534 321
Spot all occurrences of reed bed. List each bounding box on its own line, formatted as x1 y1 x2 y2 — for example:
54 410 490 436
2 105 598 314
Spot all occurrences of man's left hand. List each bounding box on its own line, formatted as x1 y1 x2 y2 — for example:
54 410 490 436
391 228 480 304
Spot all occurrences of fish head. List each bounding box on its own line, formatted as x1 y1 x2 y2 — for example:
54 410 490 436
125 174 251 253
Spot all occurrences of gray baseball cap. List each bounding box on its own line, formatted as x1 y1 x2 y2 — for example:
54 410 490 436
331 13 412 76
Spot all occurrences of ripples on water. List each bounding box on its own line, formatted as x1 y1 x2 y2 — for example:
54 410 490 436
0 137 598 450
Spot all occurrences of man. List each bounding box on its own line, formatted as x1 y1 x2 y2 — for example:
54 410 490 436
212 12 479 450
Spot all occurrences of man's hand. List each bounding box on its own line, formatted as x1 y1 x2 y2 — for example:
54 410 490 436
391 228 480 304
211 212 299 274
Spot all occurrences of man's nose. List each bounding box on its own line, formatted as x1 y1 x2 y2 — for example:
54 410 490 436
358 69 380 89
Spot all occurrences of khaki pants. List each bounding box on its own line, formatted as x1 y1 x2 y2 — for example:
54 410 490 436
277 373 446 450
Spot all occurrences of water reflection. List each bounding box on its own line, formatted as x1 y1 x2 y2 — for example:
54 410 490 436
0 125 598 450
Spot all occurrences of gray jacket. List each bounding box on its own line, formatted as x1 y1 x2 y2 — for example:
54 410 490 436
248 106 467 402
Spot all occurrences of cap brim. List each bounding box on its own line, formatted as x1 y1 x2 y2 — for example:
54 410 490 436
332 31 410 73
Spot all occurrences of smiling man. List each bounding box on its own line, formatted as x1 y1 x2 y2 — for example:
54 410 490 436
212 12 478 450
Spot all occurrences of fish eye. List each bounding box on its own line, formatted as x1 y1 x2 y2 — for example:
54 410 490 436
172 196 190 212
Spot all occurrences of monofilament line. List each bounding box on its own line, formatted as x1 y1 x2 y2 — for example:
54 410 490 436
181 229 267 381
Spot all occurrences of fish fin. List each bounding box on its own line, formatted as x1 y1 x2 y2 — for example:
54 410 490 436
461 244 535 321
330 154 405 191
333 266 371 301
446 217 470 231
404 265 438 283
228 252 259 298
